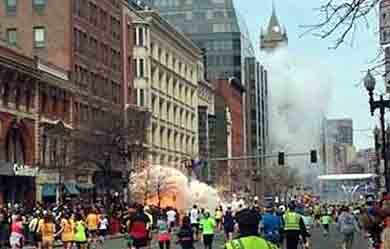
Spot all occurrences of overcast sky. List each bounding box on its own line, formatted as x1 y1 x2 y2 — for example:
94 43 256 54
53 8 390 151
233 0 380 149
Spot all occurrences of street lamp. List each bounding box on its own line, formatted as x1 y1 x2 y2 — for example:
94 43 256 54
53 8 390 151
364 70 390 192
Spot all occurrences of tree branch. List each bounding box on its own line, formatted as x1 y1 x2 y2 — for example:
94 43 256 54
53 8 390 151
301 0 379 48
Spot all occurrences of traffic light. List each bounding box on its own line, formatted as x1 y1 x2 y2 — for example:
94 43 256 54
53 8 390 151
278 152 285 165
310 150 318 163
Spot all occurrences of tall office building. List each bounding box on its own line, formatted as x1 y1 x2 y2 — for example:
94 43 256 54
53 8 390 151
141 0 256 82
244 57 269 194
138 0 271 192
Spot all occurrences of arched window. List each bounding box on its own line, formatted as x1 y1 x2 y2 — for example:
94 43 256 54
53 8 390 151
6 124 25 164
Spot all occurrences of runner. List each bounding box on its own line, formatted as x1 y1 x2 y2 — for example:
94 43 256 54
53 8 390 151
28 210 40 249
157 214 171 249
190 205 200 241
57 212 74 249
98 214 109 242
74 213 88 249
86 207 100 245
177 216 194 249
222 206 235 241
38 212 55 249
9 213 24 249
261 205 282 245
200 211 216 249
320 211 332 237
214 207 223 231
166 208 177 230
127 204 150 249
337 206 360 249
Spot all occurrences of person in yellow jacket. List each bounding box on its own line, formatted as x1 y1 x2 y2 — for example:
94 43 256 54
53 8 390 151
56 212 74 249
283 202 310 249
224 208 278 249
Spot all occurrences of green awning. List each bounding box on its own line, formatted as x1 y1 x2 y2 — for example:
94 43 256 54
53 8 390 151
64 183 80 195
42 184 56 197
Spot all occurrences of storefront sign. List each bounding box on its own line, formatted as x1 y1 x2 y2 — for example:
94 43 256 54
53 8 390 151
36 170 59 184
76 175 89 183
13 164 39 177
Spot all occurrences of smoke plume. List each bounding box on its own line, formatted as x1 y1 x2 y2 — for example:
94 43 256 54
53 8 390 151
261 47 333 181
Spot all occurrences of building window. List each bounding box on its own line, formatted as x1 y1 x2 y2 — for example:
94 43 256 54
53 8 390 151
6 0 17 13
6 28 17 45
33 27 45 48
33 0 46 9
139 59 144 78
133 59 138 77
6 125 25 164
138 27 144 46
139 89 145 106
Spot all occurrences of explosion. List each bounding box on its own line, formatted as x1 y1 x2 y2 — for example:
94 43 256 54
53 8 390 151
130 165 220 212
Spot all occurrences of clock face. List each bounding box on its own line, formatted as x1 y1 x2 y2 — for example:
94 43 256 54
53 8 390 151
273 26 280 32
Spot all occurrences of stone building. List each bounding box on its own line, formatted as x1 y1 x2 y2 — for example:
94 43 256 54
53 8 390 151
129 10 201 166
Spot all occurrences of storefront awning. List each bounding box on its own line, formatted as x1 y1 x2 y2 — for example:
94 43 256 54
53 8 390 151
42 184 56 197
0 161 15 176
64 183 80 195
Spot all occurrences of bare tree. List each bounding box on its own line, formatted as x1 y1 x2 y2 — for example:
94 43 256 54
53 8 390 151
70 106 150 205
303 0 379 48
130 163 176 207
129 160 151 204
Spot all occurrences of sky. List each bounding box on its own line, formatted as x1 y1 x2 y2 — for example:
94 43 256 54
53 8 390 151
233 0 380 150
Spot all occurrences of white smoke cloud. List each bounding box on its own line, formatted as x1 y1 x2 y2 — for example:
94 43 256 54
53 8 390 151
131 165 220 211
261 47 333 177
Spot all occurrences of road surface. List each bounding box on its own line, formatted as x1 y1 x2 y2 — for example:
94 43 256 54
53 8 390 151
101 225 370 249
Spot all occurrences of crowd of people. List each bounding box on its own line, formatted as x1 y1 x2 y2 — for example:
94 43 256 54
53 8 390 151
0 194 388 249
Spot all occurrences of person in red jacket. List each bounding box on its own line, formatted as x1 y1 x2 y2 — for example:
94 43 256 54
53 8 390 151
127 205 150 249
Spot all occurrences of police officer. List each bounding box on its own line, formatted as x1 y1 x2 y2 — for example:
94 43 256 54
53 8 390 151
282 202 309 249
224 208 278 249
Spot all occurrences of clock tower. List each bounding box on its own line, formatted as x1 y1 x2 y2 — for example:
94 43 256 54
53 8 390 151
260 3 288 52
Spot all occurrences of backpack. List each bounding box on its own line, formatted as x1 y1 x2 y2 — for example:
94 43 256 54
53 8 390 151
342 215 355 235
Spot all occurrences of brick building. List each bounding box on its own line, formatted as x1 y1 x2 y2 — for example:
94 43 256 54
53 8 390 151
0 0 145 203
0 41 75 205
214 78 245 192
0 0 127 114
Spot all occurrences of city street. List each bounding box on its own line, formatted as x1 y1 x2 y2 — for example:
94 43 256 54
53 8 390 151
99 225 370 249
